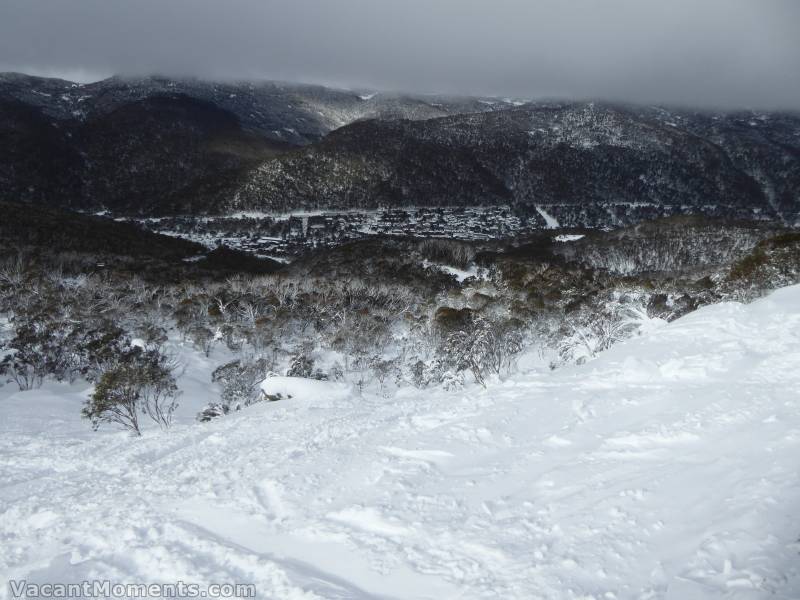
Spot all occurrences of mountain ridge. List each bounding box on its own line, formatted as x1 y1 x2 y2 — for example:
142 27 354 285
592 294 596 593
234 102 800 226
2 73 799 226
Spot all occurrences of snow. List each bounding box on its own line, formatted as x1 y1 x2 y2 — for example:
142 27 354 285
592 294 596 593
536 205 561 228
438 265 480 283
2 286 800 598
554 234 586 242
422 259 481 283
259 376 352 402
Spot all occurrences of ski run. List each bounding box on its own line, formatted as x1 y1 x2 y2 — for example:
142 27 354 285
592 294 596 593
2 285 800 599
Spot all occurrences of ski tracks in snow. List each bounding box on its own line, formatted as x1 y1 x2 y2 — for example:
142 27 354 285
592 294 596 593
2 288 800 598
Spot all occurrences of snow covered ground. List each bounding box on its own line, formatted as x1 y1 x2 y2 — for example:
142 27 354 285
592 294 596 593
2 286 800 599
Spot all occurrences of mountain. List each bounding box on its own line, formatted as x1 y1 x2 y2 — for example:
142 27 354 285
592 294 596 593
2 73 800 226
0 73 505 213
235 102 800 226
0 72 505 144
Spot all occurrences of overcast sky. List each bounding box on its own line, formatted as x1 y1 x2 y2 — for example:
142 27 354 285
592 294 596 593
1 0 799 109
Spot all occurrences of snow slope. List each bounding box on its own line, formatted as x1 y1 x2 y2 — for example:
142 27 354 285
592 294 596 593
2 286 800 599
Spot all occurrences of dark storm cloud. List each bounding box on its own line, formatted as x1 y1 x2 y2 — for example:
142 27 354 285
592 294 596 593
1 0 799 109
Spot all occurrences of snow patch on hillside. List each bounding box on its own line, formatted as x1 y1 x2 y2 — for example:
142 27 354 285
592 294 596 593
536 205 560 228
259 376 351 402
422 259 482 283
554 234 585 242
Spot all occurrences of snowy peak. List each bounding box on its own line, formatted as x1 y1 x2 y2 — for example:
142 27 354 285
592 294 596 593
0 72 505 145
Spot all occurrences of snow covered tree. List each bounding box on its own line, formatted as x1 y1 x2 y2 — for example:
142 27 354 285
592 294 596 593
82 349 180 435
209 357 268 413
287 353 314 378
437 315 525 386
0 316 71 390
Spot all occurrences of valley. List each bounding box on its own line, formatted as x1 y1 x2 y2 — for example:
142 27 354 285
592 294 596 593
2 67 800 600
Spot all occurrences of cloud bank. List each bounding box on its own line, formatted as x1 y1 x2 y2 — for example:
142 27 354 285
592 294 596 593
1 0 799 109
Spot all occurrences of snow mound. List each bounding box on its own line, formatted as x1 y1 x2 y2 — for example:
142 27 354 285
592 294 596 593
259 376 351 402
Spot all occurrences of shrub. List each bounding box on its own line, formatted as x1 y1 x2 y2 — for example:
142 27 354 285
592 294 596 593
74 322 131 381
197 403 228 423
287 353 314 378
419 239 475 269
0 316 71 390
728 248 768 281
437 315 524 386
210 358 268 412
82 349 180 435
188 325 217 356
433 307 473 335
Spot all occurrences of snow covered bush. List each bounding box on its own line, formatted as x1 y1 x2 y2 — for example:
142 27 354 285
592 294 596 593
208 358 269 415
370 357 401 394
554 294 664 366
0 348 44 391
437 315 525 386
2 216 796 417
82 349 180 435
197 402 229 423
723 232 800 301
0 315 73 390
131 322 169 351
73 322 132 382
286 353 315 378
0 255 29 290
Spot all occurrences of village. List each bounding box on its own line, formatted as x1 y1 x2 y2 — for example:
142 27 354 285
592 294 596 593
133 205 542 259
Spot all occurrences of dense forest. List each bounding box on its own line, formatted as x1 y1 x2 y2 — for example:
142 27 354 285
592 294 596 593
2 205 798 433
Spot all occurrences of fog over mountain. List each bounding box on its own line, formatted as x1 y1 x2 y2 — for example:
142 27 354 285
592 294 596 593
2 0 799 109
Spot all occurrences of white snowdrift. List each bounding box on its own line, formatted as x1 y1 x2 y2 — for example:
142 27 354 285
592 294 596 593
259 376 352 402
2 286 800 599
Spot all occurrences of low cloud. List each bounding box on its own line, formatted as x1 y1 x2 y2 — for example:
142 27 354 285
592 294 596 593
1 0 798 109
